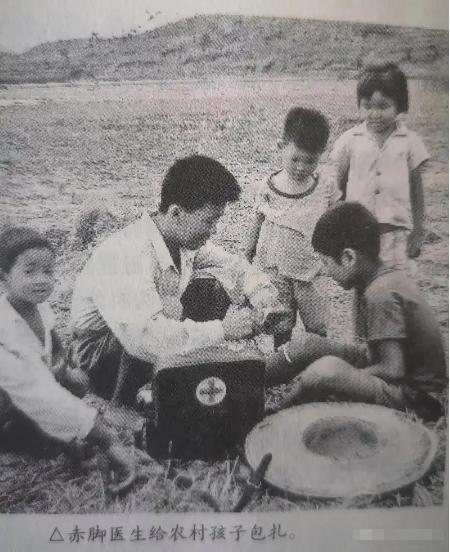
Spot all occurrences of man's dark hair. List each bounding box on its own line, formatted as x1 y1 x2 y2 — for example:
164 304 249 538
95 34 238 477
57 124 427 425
159 155 241 213
312 202 380 262
283 107 330 153
357 63 409 113
0 226 54 273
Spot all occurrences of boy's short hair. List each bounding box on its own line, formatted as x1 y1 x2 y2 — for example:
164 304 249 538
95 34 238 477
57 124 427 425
283 107 330 153
159 155 240 213
357 63 409 113
0 226 54 273
312 203 380 262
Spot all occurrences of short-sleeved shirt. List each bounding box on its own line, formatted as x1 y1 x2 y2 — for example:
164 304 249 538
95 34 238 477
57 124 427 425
330 122 429 230
254 171 333 281
354 266 447 393
0 295 97 442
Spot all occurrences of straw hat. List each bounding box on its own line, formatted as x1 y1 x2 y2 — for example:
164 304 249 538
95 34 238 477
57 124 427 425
245 403 438 500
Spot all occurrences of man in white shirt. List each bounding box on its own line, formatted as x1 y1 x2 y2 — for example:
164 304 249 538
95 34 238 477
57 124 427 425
69 155 282 404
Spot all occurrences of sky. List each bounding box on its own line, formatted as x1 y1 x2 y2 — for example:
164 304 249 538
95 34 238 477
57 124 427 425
0 0 448 53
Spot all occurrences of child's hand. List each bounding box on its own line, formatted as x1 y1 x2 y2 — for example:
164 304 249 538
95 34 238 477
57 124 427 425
407 229 423 258
87 417 137 496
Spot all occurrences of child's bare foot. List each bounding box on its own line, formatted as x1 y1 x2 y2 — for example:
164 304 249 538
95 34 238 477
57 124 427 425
108 467 136 496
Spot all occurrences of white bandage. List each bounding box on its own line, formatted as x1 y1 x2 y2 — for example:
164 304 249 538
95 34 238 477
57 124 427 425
281 344 293 365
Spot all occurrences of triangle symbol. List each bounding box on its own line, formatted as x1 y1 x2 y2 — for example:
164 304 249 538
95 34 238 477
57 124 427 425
50 527 64 542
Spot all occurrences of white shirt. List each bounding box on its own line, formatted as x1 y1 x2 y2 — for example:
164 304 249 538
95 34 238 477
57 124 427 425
330 122 429 229
0 295 97 442
70 212 277 362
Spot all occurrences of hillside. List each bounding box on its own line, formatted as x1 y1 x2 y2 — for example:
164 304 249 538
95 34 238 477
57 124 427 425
0 15 448 83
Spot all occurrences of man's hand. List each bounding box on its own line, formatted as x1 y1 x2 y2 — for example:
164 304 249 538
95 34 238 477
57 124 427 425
223 306 255 340
407 229 423 258
64 367 90 398
253 304 293 335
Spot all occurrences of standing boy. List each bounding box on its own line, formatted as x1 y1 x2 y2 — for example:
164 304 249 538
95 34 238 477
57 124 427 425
243 107 335 346
266 203 446 421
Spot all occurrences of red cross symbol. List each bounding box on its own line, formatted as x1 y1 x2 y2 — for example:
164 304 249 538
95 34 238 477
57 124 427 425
198 378 225 405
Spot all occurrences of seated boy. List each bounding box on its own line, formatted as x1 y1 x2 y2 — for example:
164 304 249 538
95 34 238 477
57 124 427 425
0 226 144 494
265 202 447 421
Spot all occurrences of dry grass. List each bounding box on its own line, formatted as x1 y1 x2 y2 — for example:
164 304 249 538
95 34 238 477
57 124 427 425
1 415 446 513
1 397 445 514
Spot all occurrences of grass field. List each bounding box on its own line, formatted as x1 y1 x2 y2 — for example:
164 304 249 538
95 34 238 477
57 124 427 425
0 76 447 513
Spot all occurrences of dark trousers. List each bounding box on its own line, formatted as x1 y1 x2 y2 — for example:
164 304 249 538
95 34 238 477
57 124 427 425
69 278 231 405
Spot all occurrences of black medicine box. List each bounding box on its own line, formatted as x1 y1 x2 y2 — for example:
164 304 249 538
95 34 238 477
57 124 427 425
145 346 265 460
